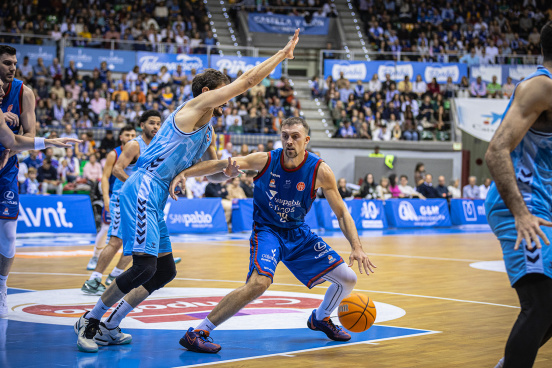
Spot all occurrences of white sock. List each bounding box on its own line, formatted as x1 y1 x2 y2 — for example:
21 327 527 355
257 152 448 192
89 272 102 281
104 299 133 329
196 317 217 333
315 263 357 320
109 267 124 277
87 298 110 320
0 275 7 292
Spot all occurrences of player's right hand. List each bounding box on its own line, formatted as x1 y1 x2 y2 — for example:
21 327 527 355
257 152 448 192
46 138 82 148
169 173 187 201
0 149 10 170
514 213 552 250
4 112 19 127
282 29 300 59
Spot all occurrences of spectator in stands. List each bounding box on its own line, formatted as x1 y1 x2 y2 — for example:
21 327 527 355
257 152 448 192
448 178 461 199
502 76 516 99
220 142 233 160
487 76 502 98
373 122 391 141
459 48 480 67
479 178 492 199
397 75 412 94
33 57 49 83
354 80 365 99
463 176 480 199
376 177 391 200
205 181 232 227
310 76 321 98
337 178 353 199
442 76 457 99
38 158 63 195
339 119 357 138
398 175 425 199
23 150 42 170
470 76 487 98
436 175 451 199
99 130 117 157
412 74 427 99
240 172 255 198
388 174 402 198
43 148 59 169
20 56 33 83
368 74 381 94
185 176 208 198
226 177 247 200
82 154 102 183
416 174 440 198
23 167 40 195
76 132 95 160
49 58 63 80
243 107 260 133
356 173 378 199
62 147 80 183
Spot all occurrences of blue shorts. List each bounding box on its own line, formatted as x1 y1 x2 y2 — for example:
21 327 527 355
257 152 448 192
0 156 19 220
120 172 171 257
106 193 121 240
486 184 552 286
248 222 344 288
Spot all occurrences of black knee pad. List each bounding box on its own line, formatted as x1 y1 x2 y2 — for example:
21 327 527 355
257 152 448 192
143 253 177 295
116 254 157 294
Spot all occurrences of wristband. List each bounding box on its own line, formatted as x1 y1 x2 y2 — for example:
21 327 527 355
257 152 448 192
34 137 46 150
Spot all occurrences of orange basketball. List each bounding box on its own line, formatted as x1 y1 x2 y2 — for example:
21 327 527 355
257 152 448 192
338 293 377 333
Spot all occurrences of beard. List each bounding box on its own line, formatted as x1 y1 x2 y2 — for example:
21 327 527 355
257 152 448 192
213 106 224 117
284 147 298 158
145 131 157 140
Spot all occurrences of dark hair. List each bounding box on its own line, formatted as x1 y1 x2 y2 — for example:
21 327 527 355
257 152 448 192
541 20 552 61
281 117 310 134
139 109 162 124
119 124 136 136
400 175 408 180
191 68 230 98
0 45 16 57
389 173 397 187
415 162 425 172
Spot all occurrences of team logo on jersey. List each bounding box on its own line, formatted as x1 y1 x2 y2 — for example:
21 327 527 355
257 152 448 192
4 191 15 200
269 179 276 188
6 104 13 113
284 180 292 189
296 182 306 191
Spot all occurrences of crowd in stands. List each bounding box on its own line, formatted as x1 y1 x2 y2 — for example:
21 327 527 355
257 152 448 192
316 72 453 140
353 0 550 64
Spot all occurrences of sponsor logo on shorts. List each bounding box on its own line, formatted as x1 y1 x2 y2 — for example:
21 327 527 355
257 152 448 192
261 249 278 265
328 255 335 264
2 208 9 216
4 191 15 201
296 182 305 191
314 242 326 252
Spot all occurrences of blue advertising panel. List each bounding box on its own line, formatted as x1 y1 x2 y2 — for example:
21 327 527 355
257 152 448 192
384 199 451 228
64 47 136 72
17 195 96 234
164 198 227 233
470 65 538 86
324 60 467 83
232 198 319 233
136 52 207 75
248 13 329 35
315 199 387 231
450 199 488 225
5 44 56 66
211 55 282 79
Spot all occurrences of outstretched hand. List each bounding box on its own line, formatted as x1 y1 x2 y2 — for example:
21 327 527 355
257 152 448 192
223 157 244 178
348 248 376 275
282 29 300 59
47 138 82 148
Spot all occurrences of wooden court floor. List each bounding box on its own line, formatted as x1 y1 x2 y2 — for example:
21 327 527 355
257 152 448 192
8 231 552 368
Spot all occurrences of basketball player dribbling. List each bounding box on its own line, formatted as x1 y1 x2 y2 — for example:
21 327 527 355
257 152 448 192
486 21 552 368
74 30 300 353
169 117 376 353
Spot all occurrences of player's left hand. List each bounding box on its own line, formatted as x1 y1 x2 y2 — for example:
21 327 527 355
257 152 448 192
169 173 187 201
349 247 376 275
4 112 19 128
223 157 244 178
0 149 10 170
46 138 82 148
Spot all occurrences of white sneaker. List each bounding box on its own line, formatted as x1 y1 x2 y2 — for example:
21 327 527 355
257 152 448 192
94 322 132 346
75 312 100 353
0 290 7 318
86 257 98 271
494 357 504 368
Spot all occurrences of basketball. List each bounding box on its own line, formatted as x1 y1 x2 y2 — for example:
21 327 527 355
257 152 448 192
338 293 377 333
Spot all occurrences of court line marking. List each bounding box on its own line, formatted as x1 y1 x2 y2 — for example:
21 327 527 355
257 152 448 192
176 330 440 368
10 272 519 309
363 253 485 262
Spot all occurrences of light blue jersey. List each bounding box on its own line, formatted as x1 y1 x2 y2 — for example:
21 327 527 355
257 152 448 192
120 102 213 256
486 65 552 286
107 135 149 240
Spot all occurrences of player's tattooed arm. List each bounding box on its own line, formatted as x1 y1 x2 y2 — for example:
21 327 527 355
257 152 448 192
317 162 376 275
486 76 552 250
113 140 140 182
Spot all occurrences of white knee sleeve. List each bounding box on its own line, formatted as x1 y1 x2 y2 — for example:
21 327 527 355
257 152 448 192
316 263 357 319
0 219 17 258
323 262 357 290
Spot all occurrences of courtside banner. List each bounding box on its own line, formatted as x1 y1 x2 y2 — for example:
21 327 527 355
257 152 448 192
248 13 329 35
164 198 227 233
17 195 96 234
315 199 387 230
211 56 282 79
64 48 136 72
136 52 208 75
384 199 451 227
324 60 467 83
450 199 488 225
454 98 508 142
469 65 538 85
6 44 56 65
231 198 319 232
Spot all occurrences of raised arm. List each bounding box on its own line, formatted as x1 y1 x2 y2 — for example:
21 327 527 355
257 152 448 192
113 141 140 182
485 76 552 250
169 152 269 200
101 150 117 212
317 162 376 275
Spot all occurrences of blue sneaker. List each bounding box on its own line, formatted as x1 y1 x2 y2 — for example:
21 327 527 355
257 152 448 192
307 310 351 341
174 257 182 264
179 327 221 353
